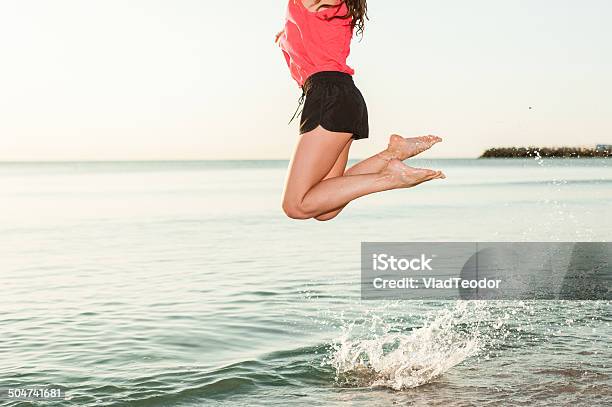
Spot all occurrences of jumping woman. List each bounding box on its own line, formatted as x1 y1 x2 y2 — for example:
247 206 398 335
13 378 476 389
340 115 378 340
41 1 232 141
276 0 445 221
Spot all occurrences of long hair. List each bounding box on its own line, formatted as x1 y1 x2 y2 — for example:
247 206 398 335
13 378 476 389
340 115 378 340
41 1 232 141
312 0 368 36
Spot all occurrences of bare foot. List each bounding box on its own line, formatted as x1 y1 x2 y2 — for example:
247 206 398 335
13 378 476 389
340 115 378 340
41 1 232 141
381 159 446 188
380 134 443 161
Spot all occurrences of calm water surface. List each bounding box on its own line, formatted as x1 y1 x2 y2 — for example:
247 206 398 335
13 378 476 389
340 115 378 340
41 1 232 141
1 159 610 406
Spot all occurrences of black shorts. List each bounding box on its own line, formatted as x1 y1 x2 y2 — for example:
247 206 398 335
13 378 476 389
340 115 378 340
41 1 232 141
298 71 369 140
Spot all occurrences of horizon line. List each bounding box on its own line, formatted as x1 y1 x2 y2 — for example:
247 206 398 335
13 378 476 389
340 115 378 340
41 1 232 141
0 157 482 163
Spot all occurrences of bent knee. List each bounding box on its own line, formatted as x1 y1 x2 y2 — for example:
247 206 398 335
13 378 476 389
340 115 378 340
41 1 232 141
315 212 339 222
282 201 312 220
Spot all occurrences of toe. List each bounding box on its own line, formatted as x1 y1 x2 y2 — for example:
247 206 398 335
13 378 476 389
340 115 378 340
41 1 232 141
415 168 438 177
422 135 442 145
426 170 445 180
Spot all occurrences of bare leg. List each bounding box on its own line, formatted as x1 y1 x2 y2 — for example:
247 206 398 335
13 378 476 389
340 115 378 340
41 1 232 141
315 134 443 221
282 126 445 220
346 134 443 176
313 141 352 221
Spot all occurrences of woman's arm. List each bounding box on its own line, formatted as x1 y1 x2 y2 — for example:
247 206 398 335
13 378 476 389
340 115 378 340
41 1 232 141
303 0 339 12
275 29 285 44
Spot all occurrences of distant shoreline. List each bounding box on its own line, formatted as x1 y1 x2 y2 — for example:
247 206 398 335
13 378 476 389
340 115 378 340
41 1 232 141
480 146 611 158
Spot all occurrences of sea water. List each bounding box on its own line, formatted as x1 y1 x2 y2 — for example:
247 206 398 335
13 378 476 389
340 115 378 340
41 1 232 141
0 159 610 406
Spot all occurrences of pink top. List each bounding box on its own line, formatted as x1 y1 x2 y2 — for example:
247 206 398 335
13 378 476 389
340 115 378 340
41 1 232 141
279 0 355 87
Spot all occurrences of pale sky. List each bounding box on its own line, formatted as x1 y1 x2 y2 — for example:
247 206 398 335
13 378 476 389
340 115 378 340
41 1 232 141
1 0 611 160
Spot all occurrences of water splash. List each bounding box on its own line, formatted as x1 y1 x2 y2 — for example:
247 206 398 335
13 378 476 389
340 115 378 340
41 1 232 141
533 149 544 167
325 301 500 390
